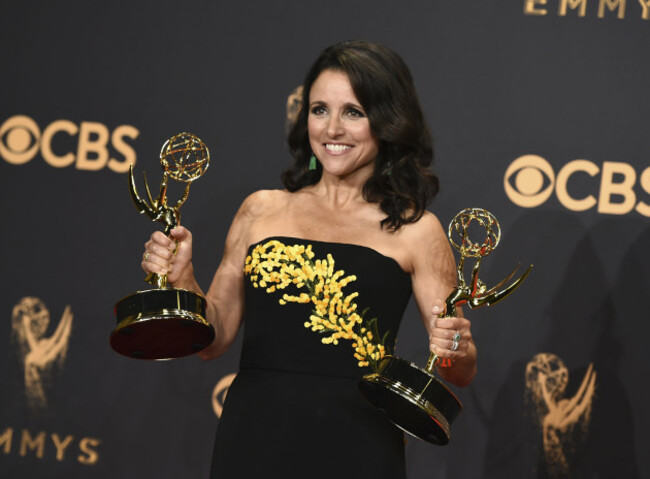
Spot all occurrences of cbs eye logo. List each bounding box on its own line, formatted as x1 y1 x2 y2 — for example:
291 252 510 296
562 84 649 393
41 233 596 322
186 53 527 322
504 154 650 217
504 155 555 208
0 115 139 173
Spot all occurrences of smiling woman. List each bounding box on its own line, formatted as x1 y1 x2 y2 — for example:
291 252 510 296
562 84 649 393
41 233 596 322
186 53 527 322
306 70 379 181
285 40 439 231
140 40 477 478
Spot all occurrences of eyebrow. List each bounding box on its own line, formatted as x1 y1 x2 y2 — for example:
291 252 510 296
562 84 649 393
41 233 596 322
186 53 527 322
309 100 365 111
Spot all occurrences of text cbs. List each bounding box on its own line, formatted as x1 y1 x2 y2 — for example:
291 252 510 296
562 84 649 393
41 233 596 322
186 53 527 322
0 115 138 173
504 154 650 216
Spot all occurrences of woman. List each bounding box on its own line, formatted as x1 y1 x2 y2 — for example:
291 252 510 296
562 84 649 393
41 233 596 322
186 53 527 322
142 40 476 478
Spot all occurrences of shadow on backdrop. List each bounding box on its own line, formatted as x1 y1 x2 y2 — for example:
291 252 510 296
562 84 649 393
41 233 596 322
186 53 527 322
481 211 639 478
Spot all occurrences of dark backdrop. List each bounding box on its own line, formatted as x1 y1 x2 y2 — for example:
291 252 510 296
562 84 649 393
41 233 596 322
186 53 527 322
1 1 648 477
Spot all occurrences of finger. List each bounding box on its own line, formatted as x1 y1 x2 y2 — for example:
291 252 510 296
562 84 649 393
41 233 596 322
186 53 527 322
148 243 174 261
442 336 461 351
430 342 454 358
431 299 446 317
142 244 173 270
450 329 462 342
428 324 459 342
430 339 465 359
142 253 170 273
434 316 465 330
142 260 169 275
151 230 173 246
429 336 455 352
141 251 169 274
170 226 192 243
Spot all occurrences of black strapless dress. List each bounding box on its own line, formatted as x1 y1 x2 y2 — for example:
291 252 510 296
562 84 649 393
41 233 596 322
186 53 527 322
210 237 413 479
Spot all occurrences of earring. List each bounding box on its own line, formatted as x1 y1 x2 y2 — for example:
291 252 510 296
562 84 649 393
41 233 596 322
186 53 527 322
383 162 393 176
309 155 317 171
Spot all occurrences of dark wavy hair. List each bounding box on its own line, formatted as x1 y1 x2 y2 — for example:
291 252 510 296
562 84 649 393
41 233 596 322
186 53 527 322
283 40 439 230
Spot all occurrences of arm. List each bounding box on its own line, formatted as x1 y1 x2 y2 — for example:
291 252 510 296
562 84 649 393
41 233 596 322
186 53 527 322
407 213 477 387
142 193 262 360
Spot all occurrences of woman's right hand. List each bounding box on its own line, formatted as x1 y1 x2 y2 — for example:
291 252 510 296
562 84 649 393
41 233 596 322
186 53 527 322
142 226 194 286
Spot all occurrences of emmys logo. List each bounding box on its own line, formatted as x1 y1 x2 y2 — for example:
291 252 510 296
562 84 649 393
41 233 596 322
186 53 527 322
0 115 138 173
504 154 650 216
7 299 103 465
525 353 596 476
212 373 237 418
524 0 650 19
0 428 100 465
11 297 73 411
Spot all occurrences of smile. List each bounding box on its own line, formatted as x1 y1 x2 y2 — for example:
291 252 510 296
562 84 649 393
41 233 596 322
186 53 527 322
324 143 352 153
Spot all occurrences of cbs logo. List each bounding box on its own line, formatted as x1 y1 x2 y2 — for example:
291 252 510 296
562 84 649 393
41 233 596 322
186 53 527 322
0 115 139 173
504 154 650 216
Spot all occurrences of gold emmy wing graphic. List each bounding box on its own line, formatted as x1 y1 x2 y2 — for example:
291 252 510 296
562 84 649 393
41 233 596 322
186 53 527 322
526 353 597 476
112 133 215 360
359 208 532 444
286 86 303 127
212 373 237 418
11 297 73 411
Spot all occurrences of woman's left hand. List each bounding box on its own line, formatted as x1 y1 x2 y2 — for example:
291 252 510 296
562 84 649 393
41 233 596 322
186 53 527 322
427 299 477 387
406 212 478 387
427 300 472 361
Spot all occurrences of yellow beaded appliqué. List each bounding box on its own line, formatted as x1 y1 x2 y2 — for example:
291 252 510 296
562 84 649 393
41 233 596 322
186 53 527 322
244 239 389 369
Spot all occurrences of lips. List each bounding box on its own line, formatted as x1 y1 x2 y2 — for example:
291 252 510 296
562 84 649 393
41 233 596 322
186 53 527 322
324 143 352 153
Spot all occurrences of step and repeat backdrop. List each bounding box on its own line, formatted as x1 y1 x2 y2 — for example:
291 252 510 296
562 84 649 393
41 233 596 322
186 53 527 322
1 1 648 478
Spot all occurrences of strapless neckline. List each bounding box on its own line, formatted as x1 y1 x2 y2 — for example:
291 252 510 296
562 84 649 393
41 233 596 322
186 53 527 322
247 235 410 276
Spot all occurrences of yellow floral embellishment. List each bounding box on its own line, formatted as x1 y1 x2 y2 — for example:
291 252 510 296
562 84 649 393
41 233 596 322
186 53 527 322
244 240 389 369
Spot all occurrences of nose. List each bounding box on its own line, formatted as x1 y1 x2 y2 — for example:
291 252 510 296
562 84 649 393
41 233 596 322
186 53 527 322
327 115 344 137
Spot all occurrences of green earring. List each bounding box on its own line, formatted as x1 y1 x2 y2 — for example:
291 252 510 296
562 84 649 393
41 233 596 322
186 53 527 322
308 155 317 171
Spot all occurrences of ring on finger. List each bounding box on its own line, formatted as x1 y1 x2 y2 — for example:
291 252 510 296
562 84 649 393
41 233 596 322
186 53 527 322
452 330 461 342
143 252 150 262
451 340 459 351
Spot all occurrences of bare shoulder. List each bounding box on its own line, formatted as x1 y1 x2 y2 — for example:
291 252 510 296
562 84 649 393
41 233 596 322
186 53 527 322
401 210 448 250
238 189 289 219
226 189 296 251
398 211 455 282
235 190 289 223
224 190 282 250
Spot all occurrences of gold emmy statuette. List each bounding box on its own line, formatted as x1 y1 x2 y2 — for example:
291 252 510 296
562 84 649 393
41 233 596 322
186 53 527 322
359 208 532 444
111 133 215 360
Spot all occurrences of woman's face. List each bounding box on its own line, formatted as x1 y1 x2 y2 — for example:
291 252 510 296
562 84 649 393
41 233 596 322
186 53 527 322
307 69 379 180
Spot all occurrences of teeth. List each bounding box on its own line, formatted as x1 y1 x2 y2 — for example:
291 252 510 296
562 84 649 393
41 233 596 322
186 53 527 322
325 144 351 152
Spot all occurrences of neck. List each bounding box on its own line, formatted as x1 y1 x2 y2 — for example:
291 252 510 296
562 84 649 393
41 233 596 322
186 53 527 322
312 170 371 209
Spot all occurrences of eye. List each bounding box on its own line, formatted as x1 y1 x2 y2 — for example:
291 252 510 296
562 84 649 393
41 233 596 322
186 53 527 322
310 105 327 116
345 107 366 119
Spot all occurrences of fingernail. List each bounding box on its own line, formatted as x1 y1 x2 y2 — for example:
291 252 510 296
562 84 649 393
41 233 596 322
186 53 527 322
432 305 441 314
